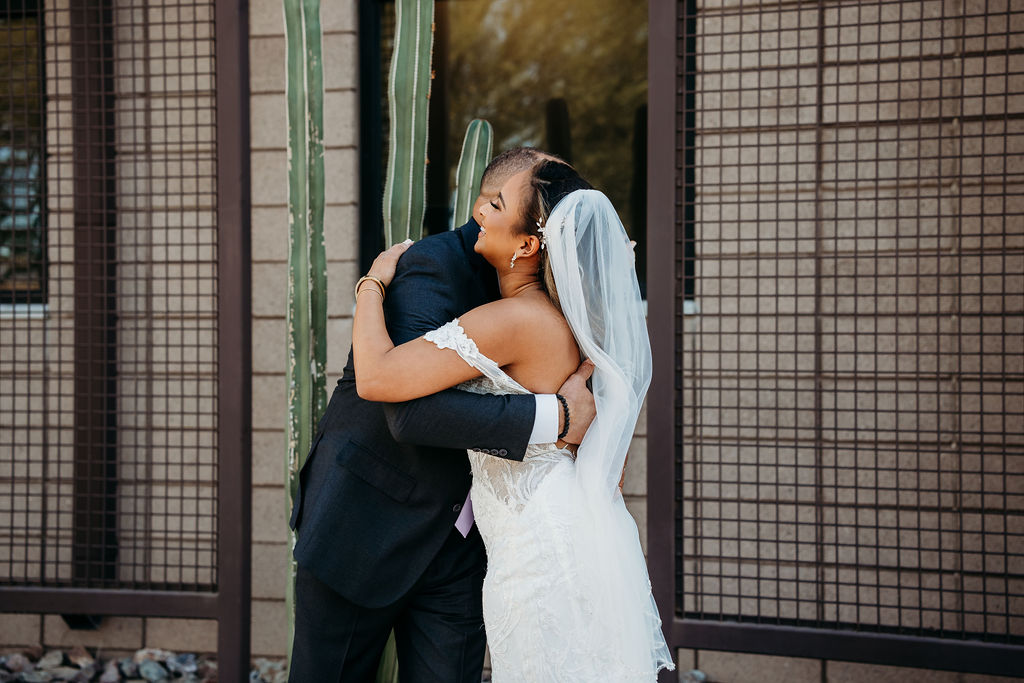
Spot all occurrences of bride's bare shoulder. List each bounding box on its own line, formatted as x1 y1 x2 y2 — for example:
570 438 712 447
459 295 574 351
457 295 578 389
465 294 565 330
459 296 544 335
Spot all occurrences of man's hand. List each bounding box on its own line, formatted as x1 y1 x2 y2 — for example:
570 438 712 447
557 360 596 445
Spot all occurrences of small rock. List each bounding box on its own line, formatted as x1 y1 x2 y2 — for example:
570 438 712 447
44 667 80 681
247 672 263 683
165 654 197 676
137 659 169 682
4 654 32 673
36 652 64 671
272 671 288 683
131 651 172 666
116 659 137 678
71 665 96 683
66 648 93 671
98 660 120 683
21 647 44 662
196 659 216 681
679 670 707 683
19 672 54 683
254 658 284 679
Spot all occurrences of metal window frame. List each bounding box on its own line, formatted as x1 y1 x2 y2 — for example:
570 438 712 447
0 0 251 676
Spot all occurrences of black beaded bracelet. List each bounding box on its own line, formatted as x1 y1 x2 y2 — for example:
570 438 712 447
555 393 570 441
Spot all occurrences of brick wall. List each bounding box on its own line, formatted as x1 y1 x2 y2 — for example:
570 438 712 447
673 0 1023 678
4 0 1020 676
2 0 360 659
247 0 359 657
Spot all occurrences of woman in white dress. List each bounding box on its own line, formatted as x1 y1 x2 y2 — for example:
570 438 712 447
352 159 674 681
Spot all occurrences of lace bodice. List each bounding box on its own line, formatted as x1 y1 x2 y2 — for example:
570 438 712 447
423 319 571 514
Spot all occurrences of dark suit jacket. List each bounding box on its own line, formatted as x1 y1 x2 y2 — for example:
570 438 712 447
290 220 535 609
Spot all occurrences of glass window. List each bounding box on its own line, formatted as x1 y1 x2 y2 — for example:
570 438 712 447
361 0 648 290
0 1 45 304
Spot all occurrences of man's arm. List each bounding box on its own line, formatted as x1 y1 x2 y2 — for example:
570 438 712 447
384 358 595 454
380 240 537 460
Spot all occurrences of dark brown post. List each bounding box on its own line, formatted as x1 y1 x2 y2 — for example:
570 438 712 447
69 0 118 588
215 0 252 678
646 1 680 678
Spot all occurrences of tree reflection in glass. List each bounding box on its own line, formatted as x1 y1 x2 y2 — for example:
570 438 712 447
443 0 648 286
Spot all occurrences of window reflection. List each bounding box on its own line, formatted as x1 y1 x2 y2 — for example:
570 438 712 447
368 0 648 288
0 3 45 303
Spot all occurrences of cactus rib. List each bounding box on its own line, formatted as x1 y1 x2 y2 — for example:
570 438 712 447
452 119 493 229
383 0 435 245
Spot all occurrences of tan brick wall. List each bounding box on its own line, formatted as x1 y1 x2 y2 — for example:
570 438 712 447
0 0 77 589
671 0 1023 678
246 0 359 658
0 0 358 658
3 0 1020 676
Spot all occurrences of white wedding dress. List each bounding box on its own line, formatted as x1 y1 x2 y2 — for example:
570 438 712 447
425 318 671 682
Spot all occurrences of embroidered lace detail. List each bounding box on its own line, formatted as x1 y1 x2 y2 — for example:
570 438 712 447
423 319 512 388
423 318 658 681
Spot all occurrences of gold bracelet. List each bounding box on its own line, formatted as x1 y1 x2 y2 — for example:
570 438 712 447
356 285 384 302
355 280 384 301
355 275 386 302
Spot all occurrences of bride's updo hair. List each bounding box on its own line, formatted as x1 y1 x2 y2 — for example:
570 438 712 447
517 160 592 310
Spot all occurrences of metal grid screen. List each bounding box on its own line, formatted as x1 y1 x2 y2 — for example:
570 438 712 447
681 0 1023 644
0 0 219 590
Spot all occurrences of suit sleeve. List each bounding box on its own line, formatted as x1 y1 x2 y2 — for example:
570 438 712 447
380 243 535 461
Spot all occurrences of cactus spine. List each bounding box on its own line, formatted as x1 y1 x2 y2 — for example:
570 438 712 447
383 0 435 245
284 0 326 664
451 119 493 228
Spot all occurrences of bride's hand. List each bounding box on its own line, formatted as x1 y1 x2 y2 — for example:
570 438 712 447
366 239 413 288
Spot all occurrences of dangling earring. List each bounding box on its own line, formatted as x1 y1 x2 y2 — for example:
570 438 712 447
509 251 518 270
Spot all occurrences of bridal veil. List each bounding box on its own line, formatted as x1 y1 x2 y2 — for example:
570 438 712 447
544 189 674 678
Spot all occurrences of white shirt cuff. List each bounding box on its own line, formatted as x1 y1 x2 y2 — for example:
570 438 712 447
529 394 560 444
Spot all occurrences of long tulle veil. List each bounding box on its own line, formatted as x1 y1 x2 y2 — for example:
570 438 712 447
545 189 674 677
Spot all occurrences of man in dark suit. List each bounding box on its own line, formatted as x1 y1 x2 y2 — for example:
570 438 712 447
288 149 596 682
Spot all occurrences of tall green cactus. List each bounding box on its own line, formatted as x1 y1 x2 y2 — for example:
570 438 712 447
369 2 436 679
451 119 493 228
383 0 435 245
284 0 326 665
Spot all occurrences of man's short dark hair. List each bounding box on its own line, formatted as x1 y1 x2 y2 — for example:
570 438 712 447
480 147 567 190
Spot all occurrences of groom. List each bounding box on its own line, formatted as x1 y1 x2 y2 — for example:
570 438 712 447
288 148 596 682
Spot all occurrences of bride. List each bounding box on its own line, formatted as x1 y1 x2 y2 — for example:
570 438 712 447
352 159 674 681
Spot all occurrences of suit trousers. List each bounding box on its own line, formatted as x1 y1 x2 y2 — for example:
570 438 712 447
288 525 488 683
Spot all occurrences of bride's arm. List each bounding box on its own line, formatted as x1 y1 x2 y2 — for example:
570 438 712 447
353 243 524 403
354 300 521 402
